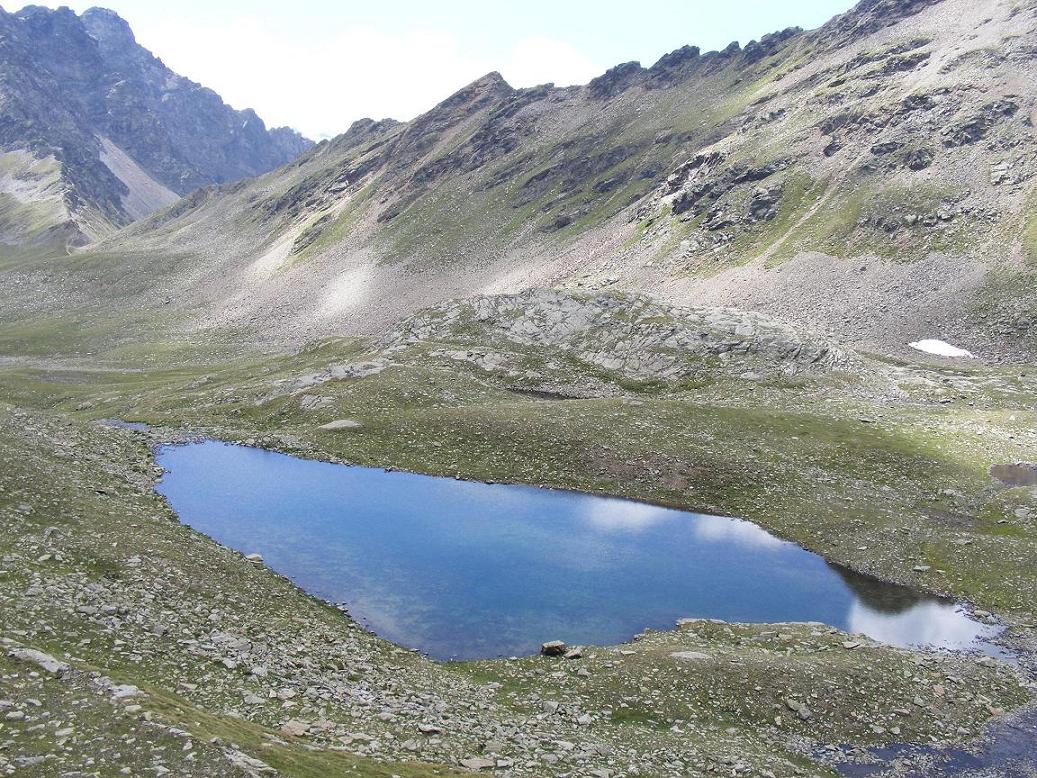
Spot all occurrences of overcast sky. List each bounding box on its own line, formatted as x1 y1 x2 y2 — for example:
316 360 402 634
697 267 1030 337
24 1 856 140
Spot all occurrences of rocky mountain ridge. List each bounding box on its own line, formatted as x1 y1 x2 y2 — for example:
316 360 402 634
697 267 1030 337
0 4 312 247
4 0 1037 364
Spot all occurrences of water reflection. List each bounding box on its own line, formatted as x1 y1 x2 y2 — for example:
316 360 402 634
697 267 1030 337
693 514 788 549
847 600 995 651
156 442 1000 660
834 564 925 613
580 499 674 533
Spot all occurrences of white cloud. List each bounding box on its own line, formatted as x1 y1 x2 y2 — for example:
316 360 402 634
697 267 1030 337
124 16 604 140
501 36 602 88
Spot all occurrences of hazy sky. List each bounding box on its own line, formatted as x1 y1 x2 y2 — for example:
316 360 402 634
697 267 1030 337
24 1 856 139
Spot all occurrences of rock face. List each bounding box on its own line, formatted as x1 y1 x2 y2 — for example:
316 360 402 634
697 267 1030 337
0 5 312 246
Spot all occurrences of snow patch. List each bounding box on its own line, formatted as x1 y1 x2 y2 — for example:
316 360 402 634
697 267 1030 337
909 339 975 358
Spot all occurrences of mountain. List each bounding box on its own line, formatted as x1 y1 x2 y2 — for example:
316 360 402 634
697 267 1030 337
5 0 1037 363
0 4 312 248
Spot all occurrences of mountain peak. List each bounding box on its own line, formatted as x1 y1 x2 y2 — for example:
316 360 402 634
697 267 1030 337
477 70 508 85
14 4 73 19
588 61 646 100
80 6 136 45
0 2 313 246
468 71 514 95
431 71 514 114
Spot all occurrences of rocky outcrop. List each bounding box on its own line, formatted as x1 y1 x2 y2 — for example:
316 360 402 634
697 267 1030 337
666 155 789 218
817 0 944 48
388 290 854 382
0 5 312 245
941 99 1019 148
588 62 646 100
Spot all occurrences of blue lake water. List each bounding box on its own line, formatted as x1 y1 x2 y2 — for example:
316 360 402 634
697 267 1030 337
155 441 999 661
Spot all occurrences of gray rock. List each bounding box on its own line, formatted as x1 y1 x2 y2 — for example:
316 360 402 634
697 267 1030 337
460 756 495 770
7 647 70 676
540 640 567 656
280 719 311 737
669 651 712 662
318 419 363 431
224 749 277 774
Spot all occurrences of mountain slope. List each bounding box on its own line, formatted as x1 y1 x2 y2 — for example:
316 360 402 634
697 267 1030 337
0 4 312 248
5 0 1037 362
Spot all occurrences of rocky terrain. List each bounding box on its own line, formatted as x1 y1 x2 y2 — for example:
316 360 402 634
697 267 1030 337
385 290 854 386
0 5 311 247
1 318 1037 775
2 0 1031 359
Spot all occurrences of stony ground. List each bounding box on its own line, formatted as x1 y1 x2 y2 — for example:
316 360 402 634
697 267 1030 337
0 407 1032 778
1 293 1037 776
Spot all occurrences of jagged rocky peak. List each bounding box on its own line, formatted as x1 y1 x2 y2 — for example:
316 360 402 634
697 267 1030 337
439 71 515 110
743 26 802 62
384 72 515 165
591 25 805 97
79 6 135 44
11 4 72 22
650 45 701 73
0 4 314 247
588 61 646 99
269 125 314 156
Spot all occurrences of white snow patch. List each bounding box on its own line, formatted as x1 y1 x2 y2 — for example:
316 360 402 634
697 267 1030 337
909 339 975 358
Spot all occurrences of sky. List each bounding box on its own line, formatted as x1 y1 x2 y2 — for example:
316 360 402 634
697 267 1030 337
23 1 856 140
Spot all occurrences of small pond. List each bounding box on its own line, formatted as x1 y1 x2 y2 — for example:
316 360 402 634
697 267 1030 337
155 441 1000 661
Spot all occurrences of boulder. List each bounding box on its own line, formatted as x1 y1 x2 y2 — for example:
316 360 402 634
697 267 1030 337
669 651 713 662
280 719 311 737
540 640 567 657
7 647 70 676
460 757 495 770
319 419 363 431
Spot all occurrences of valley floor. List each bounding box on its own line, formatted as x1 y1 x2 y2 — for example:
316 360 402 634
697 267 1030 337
2 315 1037 777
